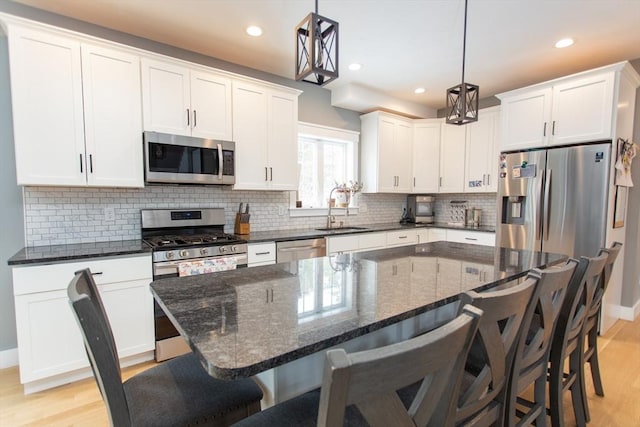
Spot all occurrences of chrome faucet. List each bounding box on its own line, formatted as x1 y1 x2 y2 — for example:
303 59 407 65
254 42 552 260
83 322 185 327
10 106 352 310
326 185 339 229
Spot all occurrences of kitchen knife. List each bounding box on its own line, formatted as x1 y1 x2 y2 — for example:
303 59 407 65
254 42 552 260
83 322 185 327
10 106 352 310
238 202 243 213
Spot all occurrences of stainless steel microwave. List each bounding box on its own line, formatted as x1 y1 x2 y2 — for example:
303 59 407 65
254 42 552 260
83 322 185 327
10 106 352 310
143 131 235 185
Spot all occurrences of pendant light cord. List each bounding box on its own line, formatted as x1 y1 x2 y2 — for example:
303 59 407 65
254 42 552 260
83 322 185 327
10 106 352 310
461 0 468 84
315 0 319 14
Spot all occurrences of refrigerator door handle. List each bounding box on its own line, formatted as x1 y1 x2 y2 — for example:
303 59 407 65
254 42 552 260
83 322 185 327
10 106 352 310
536 169 544 241
543 169 551 241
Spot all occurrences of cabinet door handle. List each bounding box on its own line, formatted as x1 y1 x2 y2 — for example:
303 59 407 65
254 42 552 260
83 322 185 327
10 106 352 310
413 177 416 187
186 108 190 126
265 167 268 181
439 177 443 187
552 120 556 135
270 288 274 303
543 122 547 137
487 174 490 186
266 289 269 303
89 154 93 173
483 174 486 185
79 154 83 173
270 167 273 181
193 109 197 127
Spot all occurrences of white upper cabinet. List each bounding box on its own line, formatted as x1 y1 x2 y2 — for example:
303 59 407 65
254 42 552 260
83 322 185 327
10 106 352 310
550 73 614 146
464 107 500 193
498 68 618 151
8 26 86 186
7 26 143 187
361 111 413 193
81 44 143 187
498 88 551 152
439 123 466 193
141 57 232 140
232 79 299 190
412 119 441 193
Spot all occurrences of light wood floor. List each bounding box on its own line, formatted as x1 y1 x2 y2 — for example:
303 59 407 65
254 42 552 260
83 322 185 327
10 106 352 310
1 316 639 426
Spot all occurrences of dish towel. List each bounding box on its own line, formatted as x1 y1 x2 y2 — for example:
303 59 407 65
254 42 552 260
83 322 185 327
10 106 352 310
178 258 237 277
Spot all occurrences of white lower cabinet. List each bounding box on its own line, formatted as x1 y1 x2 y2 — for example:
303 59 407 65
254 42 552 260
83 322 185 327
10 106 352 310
446 229 496 246
386 230 419 247
12 254 153 393
428 228 447 243
248 242 276 267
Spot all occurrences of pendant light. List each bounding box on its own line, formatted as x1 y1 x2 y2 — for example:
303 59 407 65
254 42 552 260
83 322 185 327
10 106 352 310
446 0 479 125
295 0 339 86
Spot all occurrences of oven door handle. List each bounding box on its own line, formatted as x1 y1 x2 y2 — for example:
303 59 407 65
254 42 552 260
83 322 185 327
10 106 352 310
217 143 223 181
154 254 248 277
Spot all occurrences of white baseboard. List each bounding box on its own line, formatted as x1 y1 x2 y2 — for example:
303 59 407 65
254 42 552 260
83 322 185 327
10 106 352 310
0 347 18 369
619 300 640 321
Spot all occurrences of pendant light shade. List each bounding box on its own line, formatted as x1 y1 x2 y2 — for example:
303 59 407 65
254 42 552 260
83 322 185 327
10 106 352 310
295 0 339 86
446 0 478 125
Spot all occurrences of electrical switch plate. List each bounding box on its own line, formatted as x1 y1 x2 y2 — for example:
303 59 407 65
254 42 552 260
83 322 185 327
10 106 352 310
104 207 115 221
278 206 286 216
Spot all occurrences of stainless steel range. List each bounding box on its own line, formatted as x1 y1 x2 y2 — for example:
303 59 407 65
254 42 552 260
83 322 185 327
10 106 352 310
142 208 247 361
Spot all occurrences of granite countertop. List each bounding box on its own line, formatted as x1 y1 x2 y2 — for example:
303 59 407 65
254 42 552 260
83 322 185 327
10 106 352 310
7 239 151 265
7 222 496 266
150 241 564 380
237 222 496 243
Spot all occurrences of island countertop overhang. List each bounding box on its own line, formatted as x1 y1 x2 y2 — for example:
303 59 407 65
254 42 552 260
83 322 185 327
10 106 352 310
150 241 566 379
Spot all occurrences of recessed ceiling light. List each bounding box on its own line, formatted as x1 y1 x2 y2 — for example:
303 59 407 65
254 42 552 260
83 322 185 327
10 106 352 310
555 38 574 48
348 63 362 71
414 87 426 94
246 26 263 37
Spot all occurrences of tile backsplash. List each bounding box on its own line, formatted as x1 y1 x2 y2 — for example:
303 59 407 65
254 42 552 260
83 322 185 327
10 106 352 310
22 186 497 246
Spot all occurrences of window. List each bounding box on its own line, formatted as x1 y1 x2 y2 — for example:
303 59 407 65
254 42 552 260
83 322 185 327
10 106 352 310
296 123 359 209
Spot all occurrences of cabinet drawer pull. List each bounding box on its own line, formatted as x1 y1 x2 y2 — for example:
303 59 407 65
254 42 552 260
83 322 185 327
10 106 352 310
398 235 408 239
186 108 190 126
255 251 271 256
465 237 478 241
91 272 103 276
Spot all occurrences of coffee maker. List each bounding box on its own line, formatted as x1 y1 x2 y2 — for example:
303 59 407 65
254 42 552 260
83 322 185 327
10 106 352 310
406 195 435 224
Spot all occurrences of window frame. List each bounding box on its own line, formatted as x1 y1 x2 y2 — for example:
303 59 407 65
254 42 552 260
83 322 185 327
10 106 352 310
290 122 360 217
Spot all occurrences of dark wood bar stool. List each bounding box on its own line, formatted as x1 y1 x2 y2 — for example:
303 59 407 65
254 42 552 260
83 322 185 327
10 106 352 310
581 242 623 422
232 304 483 427
548 253 608 427
68 268 263 427
505 260 579 426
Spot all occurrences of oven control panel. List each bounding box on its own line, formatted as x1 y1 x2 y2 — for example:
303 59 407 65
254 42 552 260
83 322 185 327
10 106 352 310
152 243 248 262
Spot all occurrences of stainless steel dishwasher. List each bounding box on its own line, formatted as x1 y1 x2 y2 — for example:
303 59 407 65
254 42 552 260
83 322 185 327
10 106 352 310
276 238 327 262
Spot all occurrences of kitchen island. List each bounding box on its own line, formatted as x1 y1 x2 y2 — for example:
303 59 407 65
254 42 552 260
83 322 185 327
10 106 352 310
150 241 564 406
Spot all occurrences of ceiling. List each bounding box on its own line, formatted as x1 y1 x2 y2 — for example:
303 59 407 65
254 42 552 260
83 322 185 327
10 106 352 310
9 0 640 116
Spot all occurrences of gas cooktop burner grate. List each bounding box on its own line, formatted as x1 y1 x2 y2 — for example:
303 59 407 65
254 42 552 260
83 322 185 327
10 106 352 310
144 233 241 249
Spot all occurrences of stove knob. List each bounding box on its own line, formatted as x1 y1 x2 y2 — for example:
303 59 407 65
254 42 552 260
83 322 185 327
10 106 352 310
231 245 237 252
165 251 175 260
179 249 189 258
219 246 226 254
200 248 208 256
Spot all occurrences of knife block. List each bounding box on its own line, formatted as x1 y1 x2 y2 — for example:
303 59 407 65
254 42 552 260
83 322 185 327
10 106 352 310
234 213 250 235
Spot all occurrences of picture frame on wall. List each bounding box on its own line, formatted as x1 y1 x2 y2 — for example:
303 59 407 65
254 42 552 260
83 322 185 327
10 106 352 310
613 186 627 228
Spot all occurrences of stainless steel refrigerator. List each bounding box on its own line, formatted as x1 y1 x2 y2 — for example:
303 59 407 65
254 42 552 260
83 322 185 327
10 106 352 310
497 142 611 259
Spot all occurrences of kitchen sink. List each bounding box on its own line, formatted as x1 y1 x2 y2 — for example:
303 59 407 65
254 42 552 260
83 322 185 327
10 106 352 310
315 226 369 232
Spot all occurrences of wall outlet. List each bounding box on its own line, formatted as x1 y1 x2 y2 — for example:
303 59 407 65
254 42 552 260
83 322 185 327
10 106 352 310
104 207 115 221
278 205 286 216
